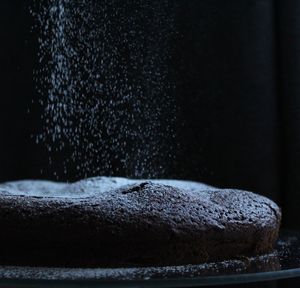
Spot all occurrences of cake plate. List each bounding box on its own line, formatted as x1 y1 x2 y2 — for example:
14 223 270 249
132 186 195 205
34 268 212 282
0 230 300 288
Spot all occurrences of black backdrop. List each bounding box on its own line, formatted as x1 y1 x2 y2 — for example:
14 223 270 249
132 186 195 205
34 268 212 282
0 0 300 231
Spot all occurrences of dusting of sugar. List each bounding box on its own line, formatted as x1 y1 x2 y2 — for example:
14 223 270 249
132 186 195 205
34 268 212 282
0 177 213 199
30 0 178 180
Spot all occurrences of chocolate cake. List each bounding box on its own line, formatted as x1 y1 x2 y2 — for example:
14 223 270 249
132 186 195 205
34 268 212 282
0 177 281 267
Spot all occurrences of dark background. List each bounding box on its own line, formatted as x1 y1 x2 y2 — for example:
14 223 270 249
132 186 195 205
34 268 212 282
1 1 300 286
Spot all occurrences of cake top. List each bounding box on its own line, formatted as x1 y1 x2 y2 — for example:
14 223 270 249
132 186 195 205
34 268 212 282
0 177 280 229
0 176 213 199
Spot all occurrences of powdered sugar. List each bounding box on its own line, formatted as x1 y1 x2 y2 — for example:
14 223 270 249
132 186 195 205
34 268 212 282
0 177 212 199
31 0 179 179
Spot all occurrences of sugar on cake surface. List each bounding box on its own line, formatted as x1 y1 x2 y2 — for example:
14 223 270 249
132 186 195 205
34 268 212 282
0 177 281 267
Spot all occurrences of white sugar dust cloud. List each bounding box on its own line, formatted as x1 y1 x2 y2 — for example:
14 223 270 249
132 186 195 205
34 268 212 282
31 0 178 179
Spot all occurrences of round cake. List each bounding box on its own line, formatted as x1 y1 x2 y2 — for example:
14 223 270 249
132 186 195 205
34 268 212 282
0 177 281 267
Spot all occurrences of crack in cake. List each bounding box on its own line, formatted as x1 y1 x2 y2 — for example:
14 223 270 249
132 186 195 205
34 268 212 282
0 177 281 267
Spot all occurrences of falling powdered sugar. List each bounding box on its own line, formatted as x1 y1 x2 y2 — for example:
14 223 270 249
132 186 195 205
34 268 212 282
31 0 178 180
